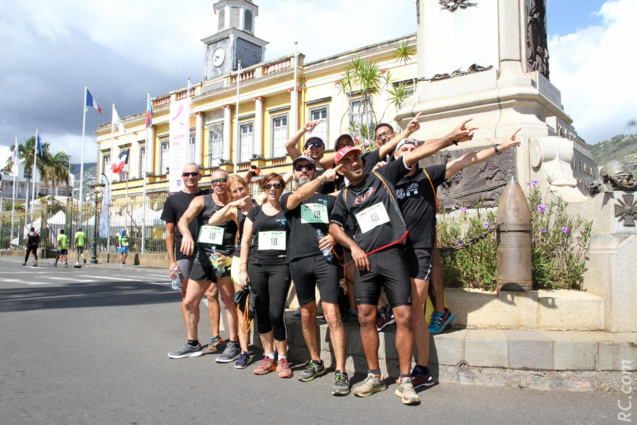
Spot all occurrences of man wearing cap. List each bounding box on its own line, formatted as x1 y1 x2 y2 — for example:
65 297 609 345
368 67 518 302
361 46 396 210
280 155 350 395
392 128 522 389
328 117 476 405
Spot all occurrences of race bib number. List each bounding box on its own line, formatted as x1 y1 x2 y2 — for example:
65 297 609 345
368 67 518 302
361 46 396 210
198 225 224 245
300 203 329 224
258 231 286 251
355 202 390 234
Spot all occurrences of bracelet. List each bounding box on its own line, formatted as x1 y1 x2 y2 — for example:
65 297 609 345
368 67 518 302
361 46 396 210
494 144 501 155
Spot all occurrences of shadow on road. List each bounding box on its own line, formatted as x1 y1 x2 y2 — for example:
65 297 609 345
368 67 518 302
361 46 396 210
0 282 179 313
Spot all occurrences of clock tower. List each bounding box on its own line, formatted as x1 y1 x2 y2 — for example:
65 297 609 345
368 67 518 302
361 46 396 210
202 0 268 81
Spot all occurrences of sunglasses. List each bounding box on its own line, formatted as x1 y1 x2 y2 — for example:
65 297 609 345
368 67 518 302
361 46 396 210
211 178 227 184
305 140 324 149
182 172 199 177
263 183 283 190
294 164 315 171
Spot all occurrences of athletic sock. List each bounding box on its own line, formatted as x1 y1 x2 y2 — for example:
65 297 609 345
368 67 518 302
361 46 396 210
369 369 381 377
278 354 287 360
265 352 275 359
187 340 199 347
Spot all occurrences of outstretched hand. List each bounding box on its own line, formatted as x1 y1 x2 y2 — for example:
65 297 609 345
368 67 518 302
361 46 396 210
321 164 342 182
451 118 478 144
230 196 250 208
498 128 522 152
303 120 323 132
407 112 422 133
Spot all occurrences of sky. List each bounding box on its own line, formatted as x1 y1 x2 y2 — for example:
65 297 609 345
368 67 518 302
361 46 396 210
0 0 634 163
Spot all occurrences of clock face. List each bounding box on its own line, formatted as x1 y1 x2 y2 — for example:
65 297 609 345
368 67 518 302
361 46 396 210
213 48 225 67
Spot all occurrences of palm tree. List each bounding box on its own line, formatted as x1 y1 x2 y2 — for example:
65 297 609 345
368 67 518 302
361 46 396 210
47 152 70 197
3 136 58 211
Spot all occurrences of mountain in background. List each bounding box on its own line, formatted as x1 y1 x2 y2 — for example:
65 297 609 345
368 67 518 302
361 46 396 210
586 134 637 177
70 162 97 198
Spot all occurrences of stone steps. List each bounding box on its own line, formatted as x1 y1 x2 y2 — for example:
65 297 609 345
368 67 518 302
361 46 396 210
277 317 636 392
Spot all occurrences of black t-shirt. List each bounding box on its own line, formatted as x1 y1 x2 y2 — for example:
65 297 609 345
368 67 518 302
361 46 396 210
330 157 411 255
281 191 335 263
246 205 288 265
233 199 257 257
195 195 238 260
27 232 40 248
160 189 206 261
395 164 447 249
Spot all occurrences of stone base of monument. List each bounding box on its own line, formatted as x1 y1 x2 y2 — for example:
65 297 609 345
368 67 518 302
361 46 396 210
250 317 635 392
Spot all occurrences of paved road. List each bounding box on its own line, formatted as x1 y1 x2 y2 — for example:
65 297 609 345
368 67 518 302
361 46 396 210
0 258 620 424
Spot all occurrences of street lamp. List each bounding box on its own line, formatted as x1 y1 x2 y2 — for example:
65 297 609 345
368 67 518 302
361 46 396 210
88 183 105 264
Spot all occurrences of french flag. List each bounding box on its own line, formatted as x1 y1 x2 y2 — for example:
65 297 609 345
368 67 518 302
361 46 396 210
111 149 129 175
145 93 153 128
86 88 102 116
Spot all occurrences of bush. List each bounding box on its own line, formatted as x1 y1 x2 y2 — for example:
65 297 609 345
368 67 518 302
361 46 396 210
436 183 592 291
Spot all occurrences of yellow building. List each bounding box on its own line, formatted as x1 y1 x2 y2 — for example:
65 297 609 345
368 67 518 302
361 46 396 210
94 0 417 205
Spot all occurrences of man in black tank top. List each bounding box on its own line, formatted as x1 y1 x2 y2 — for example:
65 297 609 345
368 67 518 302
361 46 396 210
329 115 476 405
175 169 241 363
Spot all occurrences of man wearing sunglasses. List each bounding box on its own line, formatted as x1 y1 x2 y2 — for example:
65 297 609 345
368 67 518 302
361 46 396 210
178 169 243 365
161 164 224 359
279 156 350 395
328 118 476 405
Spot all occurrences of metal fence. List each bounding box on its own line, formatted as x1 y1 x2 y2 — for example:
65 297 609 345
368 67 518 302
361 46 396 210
0 194 170 255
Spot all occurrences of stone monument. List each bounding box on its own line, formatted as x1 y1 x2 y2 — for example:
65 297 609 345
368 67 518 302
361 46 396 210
398 0 636 332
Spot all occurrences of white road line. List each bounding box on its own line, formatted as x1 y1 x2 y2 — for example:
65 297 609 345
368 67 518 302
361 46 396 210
75 275 142 282
48 277 97 283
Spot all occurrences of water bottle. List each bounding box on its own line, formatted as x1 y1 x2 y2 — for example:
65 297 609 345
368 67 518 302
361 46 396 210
211 246 225 273
171 267 181 291
316 229 334 261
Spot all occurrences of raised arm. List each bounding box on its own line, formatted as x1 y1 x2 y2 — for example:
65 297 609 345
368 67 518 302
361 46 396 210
286 165 341 210
403 118 478 168
177 196 205 256
445 128 521 179
285 120 323 160
208 196 249 225
377 113 423 159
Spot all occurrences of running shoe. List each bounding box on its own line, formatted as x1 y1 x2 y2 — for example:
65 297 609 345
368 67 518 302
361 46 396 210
234 351 250 369
216 341 241 363
395 377 420 405
353 373 387 397
22 263 26 266
52 262 57 267
64 263 68 268
208 336 227 353
428 308 454 335
376 306 395 332
332 372 350 396
253 357 277 375
167 343 203 359
277 358 293 378
410 364 435 389
299 360 326 382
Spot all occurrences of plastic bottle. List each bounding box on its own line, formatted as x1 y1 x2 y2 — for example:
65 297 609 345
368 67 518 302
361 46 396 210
171 267 181 291
211 246 225 273
316 229 334 261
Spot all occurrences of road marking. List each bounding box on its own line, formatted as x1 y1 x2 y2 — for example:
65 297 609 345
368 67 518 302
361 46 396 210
75 275 142 282
48 277 97 283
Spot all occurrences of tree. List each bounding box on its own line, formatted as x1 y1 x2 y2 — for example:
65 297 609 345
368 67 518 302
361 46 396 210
2 136 68 209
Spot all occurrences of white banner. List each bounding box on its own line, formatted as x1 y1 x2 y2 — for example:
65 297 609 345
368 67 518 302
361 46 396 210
169 98 190 193
99 173 110 238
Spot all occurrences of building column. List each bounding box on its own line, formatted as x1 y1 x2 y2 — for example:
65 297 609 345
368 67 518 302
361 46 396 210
146 125 155 175
195 112 205 166
222 105 233 163
253 96 265 159
288 87 301 134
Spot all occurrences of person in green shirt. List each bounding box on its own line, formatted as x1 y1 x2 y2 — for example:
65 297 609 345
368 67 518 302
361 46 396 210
74 226 87 266
53 229 69 268
118 229 129 266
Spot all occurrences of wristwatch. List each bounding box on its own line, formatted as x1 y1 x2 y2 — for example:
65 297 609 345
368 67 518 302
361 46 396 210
494 144 501 154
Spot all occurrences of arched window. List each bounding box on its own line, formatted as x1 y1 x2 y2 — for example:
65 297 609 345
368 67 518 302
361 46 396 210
244 10 253 32
218 9 225 31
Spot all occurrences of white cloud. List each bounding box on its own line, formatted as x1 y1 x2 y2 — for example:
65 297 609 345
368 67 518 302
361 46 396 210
549 0 637 143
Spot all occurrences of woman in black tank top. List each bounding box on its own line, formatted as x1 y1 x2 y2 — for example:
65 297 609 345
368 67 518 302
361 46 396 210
239 173 293 377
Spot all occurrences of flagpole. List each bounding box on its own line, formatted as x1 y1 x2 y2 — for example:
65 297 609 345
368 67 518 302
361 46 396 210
234 61 241 175
141 91 150 254
31 128 38 215
10 136 17 247
79 84 87 220
111 102 116 185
